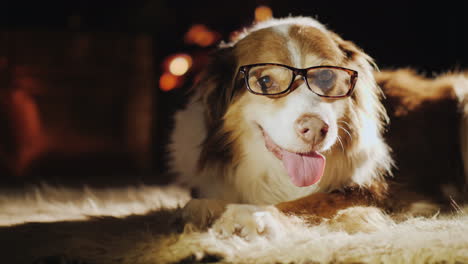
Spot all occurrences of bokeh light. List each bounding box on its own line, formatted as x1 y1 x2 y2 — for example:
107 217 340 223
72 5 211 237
255 6 273 22
168 54 192 76
184 24 219 47
159 72 179 92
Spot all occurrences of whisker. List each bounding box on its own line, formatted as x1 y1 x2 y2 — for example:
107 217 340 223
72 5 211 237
338 120 351 127
337 135 345 153
338 125 353 141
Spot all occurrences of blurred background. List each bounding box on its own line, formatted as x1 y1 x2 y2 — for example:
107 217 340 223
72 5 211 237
0 0 467 188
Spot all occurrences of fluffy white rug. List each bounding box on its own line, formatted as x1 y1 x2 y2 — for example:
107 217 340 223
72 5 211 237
0 184 190 226
1 185 467 264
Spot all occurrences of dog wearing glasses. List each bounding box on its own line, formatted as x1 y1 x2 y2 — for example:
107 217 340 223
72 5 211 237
171 17 468 235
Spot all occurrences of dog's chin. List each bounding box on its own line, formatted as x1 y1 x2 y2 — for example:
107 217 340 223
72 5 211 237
259 126 327 187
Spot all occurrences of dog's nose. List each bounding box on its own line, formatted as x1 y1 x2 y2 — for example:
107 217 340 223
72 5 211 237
294 114 329 145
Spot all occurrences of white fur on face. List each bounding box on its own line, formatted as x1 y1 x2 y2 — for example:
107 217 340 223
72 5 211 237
242 84 344 154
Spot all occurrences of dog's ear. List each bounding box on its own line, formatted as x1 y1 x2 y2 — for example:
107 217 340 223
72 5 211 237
194 47 238 128
332 34 378 72
330 33 388 127
193 47 241 170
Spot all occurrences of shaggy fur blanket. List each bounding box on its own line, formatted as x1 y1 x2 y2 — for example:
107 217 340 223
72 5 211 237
1 185 467 264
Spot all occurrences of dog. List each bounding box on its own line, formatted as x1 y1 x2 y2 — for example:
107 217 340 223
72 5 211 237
170 17 468 234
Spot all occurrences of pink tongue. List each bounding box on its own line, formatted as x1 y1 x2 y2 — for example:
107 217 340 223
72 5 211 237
281 150 326 187
261 130 326 187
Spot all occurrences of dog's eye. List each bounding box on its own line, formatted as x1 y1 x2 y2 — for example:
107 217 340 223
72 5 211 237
310 69 336 92
258 75 274 92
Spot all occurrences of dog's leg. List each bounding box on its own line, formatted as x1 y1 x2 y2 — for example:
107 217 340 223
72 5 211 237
276 189 375 224
276 186 446 224
275 189 397 234
180 199 229 230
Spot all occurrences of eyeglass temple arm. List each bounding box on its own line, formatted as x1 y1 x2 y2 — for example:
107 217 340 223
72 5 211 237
229 70 245 101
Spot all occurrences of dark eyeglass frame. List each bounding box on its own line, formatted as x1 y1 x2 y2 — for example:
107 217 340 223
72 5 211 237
238 63 358 99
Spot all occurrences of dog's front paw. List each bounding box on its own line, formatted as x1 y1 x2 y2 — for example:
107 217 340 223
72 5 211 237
180 199 228 230
212 204 289 240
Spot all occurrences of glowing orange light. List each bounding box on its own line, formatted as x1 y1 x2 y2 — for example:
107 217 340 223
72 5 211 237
159 72 179 91
255 6 273 22
184 24 219 47
168 54 192 76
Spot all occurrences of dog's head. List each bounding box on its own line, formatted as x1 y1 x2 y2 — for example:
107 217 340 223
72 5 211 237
197 17 390 191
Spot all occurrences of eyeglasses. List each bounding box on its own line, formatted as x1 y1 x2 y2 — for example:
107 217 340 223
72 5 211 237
238 63 358 98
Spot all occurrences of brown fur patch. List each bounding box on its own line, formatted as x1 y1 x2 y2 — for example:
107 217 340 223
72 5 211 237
235 28 292 66
198 120 238 171
334 113 356 151
276 187 378 224
196 48 244 171
288 25 344 65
